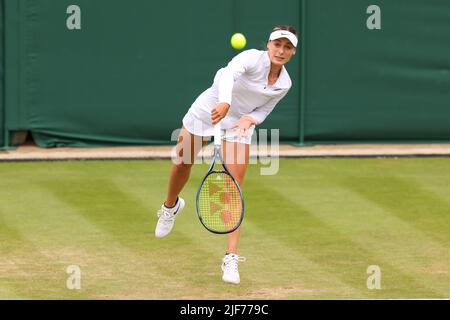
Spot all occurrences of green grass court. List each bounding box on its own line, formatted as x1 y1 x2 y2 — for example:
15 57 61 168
0 158 449 299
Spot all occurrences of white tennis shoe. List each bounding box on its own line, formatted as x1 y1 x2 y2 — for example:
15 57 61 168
221 253 246 284
155 197 185 238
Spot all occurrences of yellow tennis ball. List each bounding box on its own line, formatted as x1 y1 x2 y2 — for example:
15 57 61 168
231 33 246 50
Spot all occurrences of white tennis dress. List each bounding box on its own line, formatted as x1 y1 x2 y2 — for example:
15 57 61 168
182 49 292 144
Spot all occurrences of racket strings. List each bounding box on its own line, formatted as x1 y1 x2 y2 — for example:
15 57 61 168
198 172 242 232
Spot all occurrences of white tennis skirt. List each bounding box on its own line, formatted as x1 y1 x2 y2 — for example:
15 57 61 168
182 110 255 145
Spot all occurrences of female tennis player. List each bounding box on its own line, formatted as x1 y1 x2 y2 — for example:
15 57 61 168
155 25 298 284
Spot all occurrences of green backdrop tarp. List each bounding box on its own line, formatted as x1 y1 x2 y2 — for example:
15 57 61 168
304 0 450 142
3 0 450 148
5 0 300 147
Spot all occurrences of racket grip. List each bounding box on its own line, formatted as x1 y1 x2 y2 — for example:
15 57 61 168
214 123 222 146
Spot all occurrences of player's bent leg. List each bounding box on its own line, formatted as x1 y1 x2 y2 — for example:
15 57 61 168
155 127 207 238
165 127 205 207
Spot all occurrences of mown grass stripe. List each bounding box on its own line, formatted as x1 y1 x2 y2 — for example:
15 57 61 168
339 175 450 244
249 182 443 299
1 159 449 299
0 184 185 299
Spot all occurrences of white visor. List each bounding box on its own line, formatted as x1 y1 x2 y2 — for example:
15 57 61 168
269 30 298 47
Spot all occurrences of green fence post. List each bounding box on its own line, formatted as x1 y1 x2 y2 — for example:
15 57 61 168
0 0 4 148
298 0 307 145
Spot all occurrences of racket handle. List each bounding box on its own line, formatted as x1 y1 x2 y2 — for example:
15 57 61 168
214 123 222 146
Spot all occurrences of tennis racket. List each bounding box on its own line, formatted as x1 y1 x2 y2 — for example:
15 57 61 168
196 122 244 234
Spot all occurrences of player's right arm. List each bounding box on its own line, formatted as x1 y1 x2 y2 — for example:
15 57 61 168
217 49 259 105
211 102 231 125
211 50 259 124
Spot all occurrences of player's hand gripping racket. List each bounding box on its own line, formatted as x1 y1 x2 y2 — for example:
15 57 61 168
196 122 244 234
